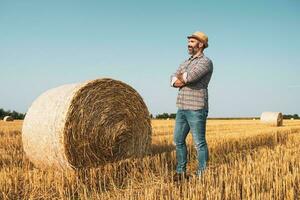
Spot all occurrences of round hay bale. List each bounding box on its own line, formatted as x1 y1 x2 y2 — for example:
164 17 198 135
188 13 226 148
22 78 152 171
260 112 283 126
3 116 14 122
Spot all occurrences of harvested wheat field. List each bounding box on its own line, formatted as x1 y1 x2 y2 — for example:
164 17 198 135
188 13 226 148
0 119 300 200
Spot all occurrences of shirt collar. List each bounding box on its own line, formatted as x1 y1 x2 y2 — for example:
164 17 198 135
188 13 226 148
189 53 204 61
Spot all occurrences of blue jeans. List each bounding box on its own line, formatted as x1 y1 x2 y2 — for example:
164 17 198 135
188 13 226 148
174 109 209 174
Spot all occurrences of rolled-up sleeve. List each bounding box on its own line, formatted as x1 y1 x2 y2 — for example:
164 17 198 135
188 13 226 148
170 76 178 87
185 59 212 84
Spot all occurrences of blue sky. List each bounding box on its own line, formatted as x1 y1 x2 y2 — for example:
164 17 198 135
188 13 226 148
0 0 299 117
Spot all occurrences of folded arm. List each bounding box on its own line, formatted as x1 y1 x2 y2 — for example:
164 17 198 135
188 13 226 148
170 63 187 88
183 59 212 84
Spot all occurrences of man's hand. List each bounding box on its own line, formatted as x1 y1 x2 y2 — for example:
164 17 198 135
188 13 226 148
174 79 185 88
176 73 186 84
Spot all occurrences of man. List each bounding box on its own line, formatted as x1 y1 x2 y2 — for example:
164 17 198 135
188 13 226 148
170 31 213 181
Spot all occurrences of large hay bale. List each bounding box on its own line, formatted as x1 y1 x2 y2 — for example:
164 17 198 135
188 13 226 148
3 116 14 122
22 78 152 171
260 112 283 126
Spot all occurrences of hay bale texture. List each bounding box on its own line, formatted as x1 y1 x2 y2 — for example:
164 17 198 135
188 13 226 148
22 78 152 171
260 112 283 126
3 116 14 121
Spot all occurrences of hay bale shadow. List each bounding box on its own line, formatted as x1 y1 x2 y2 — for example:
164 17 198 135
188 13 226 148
150 143 175 156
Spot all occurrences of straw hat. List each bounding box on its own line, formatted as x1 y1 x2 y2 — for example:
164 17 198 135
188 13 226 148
187 31 209 48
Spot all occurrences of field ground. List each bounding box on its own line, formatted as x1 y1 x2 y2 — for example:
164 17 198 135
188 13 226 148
0 119 299 199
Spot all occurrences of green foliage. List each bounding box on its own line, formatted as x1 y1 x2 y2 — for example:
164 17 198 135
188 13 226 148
283 114 299 119
154 113 300 120
155 113 176 119
0 108 25 120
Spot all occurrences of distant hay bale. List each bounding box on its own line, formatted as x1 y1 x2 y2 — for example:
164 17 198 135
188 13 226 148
3 116 14 122
22 78 152 171
260 112 283 126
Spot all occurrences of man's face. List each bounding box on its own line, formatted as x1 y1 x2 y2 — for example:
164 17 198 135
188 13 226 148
188 38 203 55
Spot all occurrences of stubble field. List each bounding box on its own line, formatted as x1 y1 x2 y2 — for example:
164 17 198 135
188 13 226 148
0 119 299 199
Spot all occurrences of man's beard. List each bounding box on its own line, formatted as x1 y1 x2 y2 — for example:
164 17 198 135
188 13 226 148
188 46 196 55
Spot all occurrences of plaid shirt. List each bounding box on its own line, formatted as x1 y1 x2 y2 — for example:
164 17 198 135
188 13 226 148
170 53 213 110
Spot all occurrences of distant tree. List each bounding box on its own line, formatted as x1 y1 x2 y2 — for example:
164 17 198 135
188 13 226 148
0 108 4 118
169 113 176 119
293 114 299 119
156 113 168 119
283 114 300 119
155 113 176 119
0 108 25 120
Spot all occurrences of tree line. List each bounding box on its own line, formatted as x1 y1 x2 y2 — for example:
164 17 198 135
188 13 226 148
1 108 299 120
151 113 300 120
283 114 299 119
152 113 176 119
0 108 25 120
